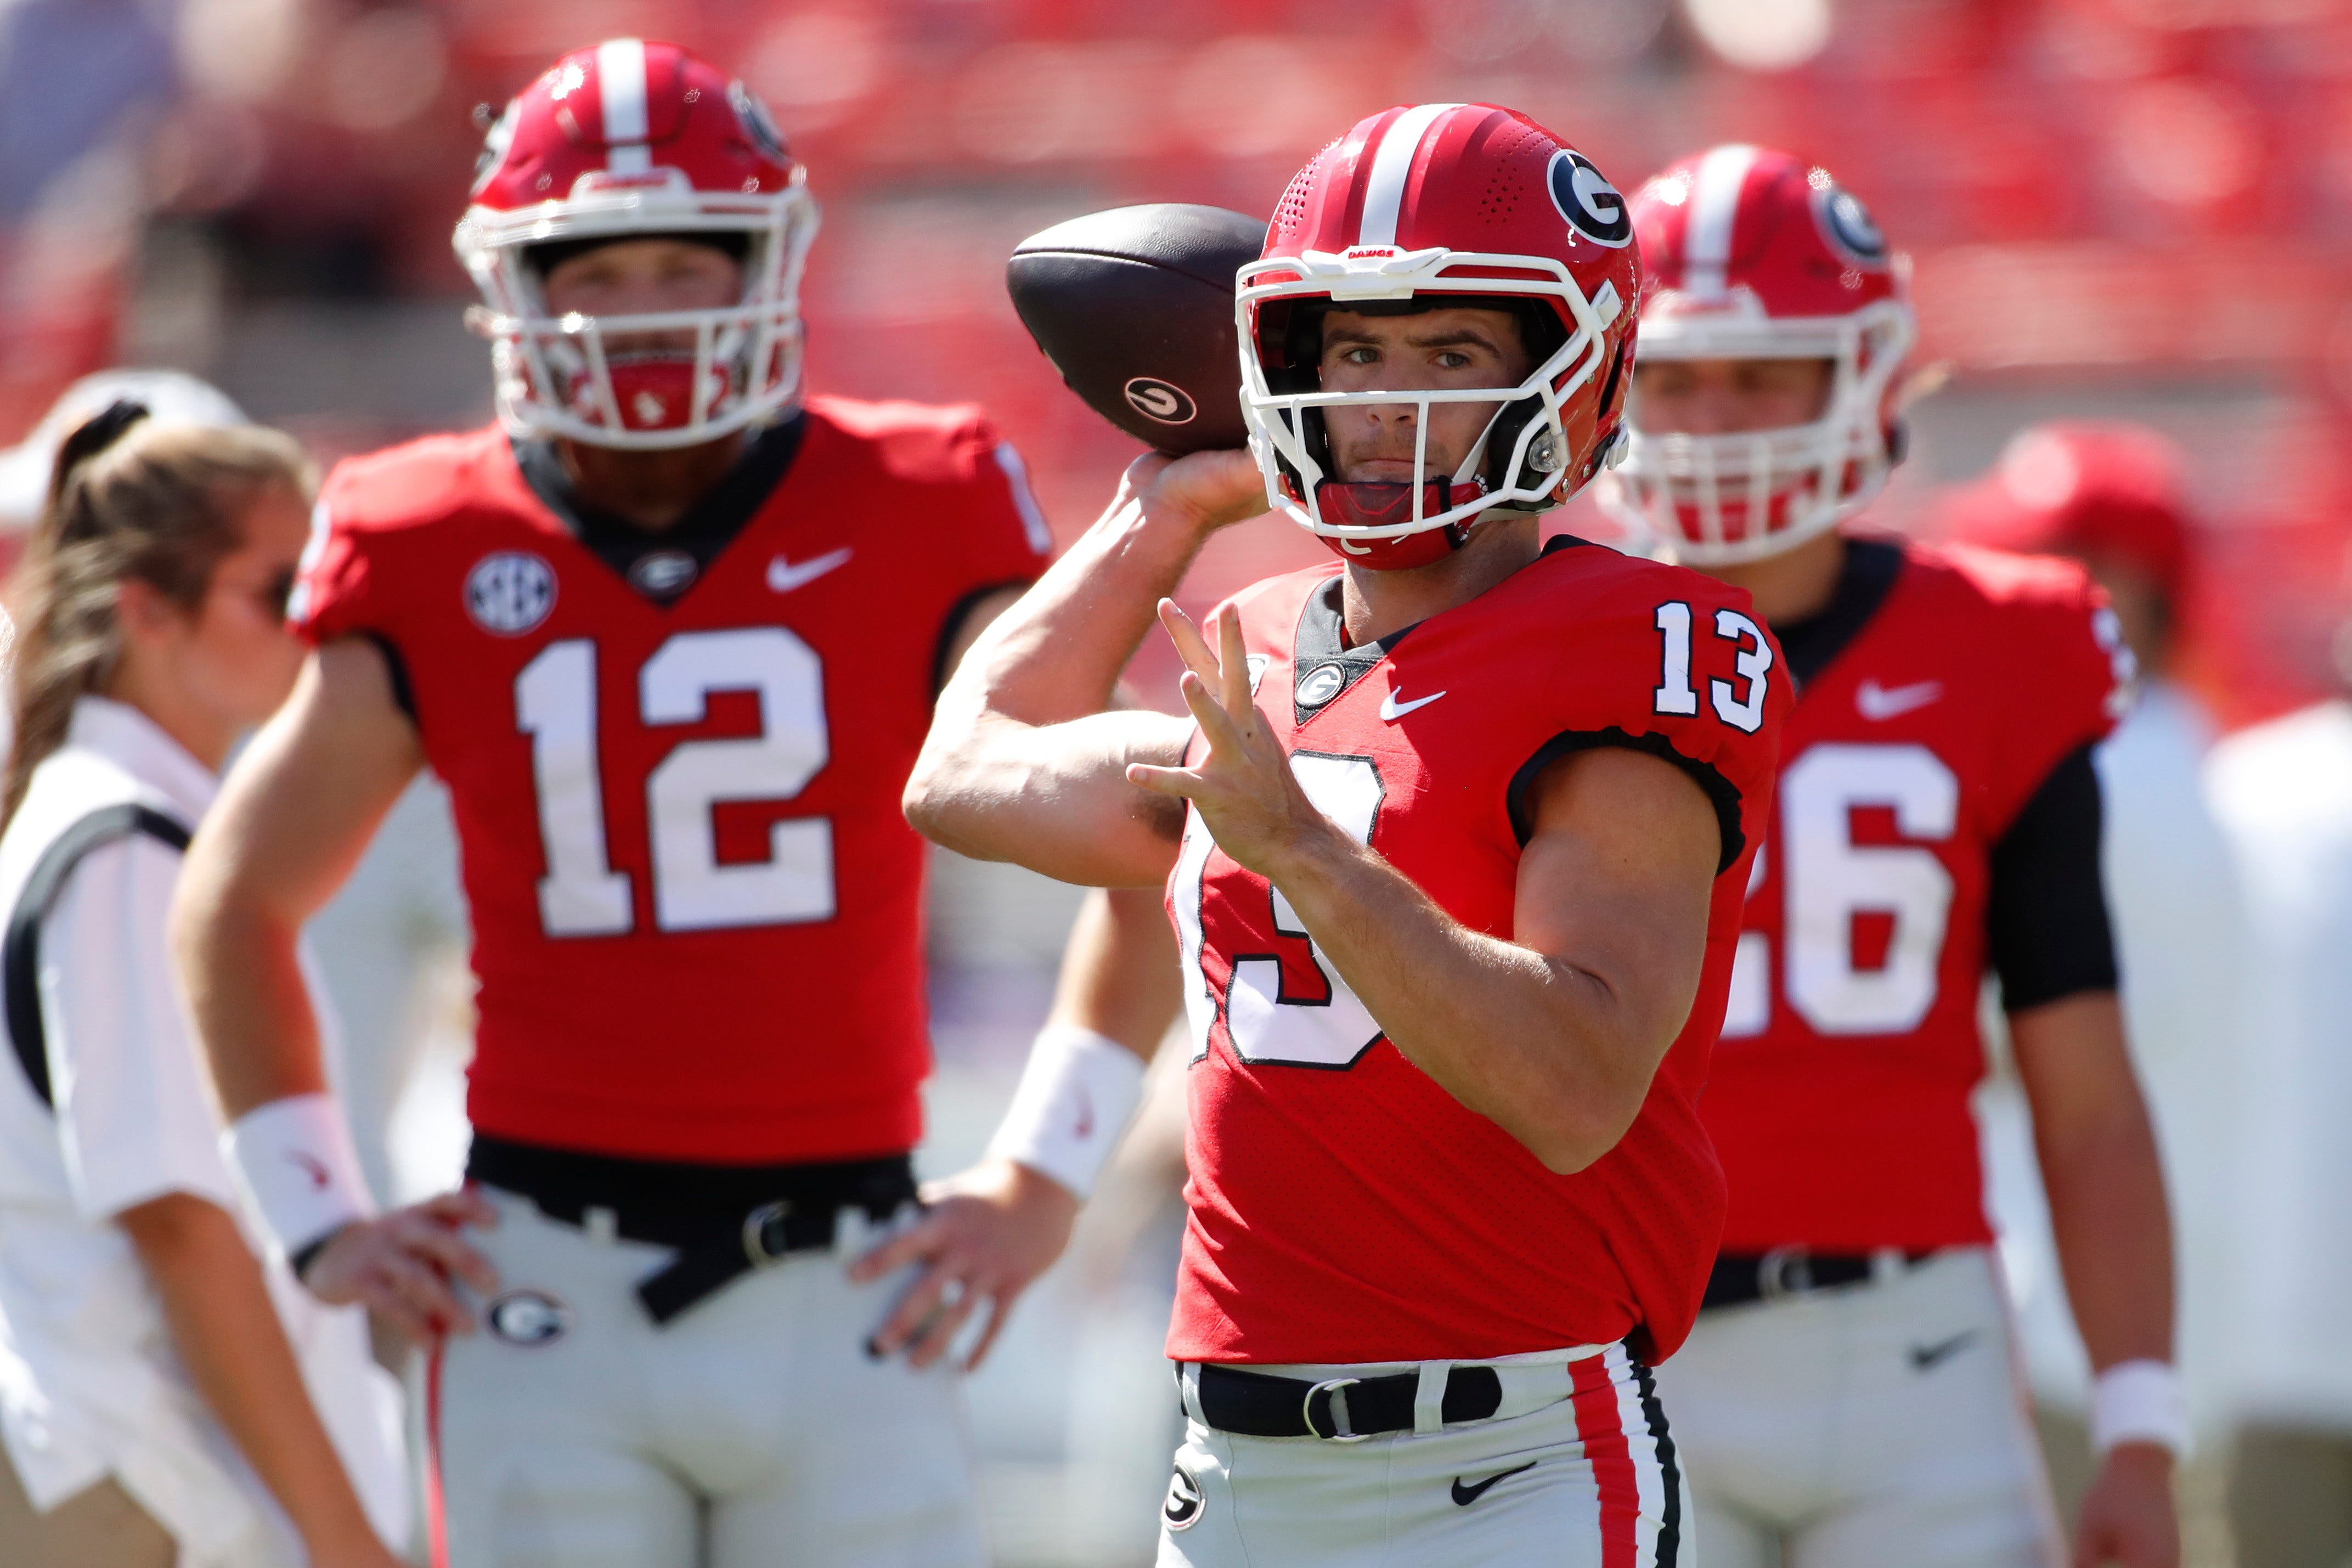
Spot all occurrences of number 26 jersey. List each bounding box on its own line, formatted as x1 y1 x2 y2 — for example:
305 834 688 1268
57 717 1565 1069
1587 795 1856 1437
291 398 1050 1164
1166 538 1788 1367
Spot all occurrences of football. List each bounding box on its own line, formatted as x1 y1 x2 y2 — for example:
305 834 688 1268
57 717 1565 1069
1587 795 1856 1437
1006 203 1265 455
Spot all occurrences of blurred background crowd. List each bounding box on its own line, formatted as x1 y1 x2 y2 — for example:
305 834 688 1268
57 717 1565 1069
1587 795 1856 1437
2 0 2349 1564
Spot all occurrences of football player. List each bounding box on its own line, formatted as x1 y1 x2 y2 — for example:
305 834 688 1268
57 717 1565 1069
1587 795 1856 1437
170 40 1051 1568
1600 145 2180 1568
905 103 1786 1566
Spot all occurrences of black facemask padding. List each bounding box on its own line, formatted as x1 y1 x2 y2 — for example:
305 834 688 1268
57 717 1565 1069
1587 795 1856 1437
523 230 753 280
1264 295 1573 501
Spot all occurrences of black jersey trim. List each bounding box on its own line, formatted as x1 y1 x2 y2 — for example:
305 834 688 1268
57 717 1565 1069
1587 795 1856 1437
1987 742 2119 1012
1289 576 1420 726
6 805 193 1110
512 414 808 606
358 631 418 724
930 578 1036 697
1507 727 1745 875
1768 535 1906 688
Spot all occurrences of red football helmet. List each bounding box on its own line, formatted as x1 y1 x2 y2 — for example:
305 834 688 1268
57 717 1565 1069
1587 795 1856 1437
455 38 819 450
1945 422 2193 605
1600 145 1914 566
1239 104 1642 571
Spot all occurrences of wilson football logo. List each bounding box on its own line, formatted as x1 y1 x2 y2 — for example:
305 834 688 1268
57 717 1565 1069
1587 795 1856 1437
1124 377 1198 425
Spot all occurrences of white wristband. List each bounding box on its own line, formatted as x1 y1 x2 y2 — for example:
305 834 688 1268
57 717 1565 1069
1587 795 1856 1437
2092 1359 2187 1457
985 1025 1148 1200
222 1093 377 1260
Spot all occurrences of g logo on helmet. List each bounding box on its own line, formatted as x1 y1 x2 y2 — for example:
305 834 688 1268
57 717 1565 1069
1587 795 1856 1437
471 99 520 199
465 551 556 636
1124 377 1198 426
1813 184 1888 267
728 81 789 163
1548 150 1633 249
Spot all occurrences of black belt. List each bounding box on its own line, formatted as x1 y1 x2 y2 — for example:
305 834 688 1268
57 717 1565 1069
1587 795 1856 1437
1703 1248 1936 1311
1191 1361 1505 1441
466 1136 918 1325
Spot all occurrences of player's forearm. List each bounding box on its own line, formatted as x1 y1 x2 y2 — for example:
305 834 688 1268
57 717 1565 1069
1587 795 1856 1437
1266 826 1661 1174
2013 993 2176 1369
172 879 330 1116
120 1194 385 1559
1046 885 1183 1059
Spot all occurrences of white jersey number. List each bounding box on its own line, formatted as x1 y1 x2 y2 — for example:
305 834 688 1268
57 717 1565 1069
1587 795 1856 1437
516 629 833 937
1654 600 1774 734
1721 741 1959 1038
1173 753 1385 1068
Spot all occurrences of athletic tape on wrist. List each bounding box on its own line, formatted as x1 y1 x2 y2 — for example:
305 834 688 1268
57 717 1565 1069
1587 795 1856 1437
985 1025 1148 1200
222 1092 377 1261
2092 1359 2187 1457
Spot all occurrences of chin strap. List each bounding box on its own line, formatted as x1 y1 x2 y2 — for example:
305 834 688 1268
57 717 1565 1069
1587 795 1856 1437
1308 479 1474 571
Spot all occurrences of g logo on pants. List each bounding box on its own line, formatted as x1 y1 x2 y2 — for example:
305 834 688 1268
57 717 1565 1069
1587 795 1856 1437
1163 1463 1204 1531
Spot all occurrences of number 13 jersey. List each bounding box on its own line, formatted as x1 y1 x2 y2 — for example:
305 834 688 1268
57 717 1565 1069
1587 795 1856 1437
291 399 1050 1164
1167 539 1787 1367
1704 537 2131 1254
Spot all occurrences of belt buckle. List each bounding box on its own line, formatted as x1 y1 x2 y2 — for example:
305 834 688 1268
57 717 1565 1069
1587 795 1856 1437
1757 1245 1814 1301
1303 1377 1370 1442
741 1200 794 1267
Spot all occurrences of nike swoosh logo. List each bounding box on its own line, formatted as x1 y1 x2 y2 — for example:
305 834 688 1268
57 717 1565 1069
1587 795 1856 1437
289 1152 331 1192
1909 1329 1977 1372
1452 1459 1537 1507
1855 678 1943 721
1380 689 1446 720
766 547 853 594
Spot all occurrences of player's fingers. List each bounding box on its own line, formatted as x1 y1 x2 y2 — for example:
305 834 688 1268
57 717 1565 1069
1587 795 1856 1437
904 1287 983 1370
374 1251 473 1336
392 1216 500 1296
961 1295 1014 1373
867 1257 961 1356
1125 763 1206 798
364 1288 437 1348
1216 608 1254 724
1177 671 1248 755
421 1188 499 1229
1158 599 1220 687
848 1211 946 1284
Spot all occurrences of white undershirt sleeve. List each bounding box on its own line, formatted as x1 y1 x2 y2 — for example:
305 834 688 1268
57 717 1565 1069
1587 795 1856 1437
42 836 241 1222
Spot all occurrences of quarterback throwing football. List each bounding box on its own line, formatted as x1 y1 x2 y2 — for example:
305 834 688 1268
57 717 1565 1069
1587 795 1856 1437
173 41 1051 1568
908 104 1785 1566
1603 146 2179 1568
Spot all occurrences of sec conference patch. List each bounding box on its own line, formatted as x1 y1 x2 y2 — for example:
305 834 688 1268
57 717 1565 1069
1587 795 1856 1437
486 1289 573 1347
1162 1462 1204 1531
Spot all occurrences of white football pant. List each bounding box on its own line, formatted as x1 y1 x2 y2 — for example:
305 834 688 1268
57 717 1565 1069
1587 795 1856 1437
1159 1341 1687 1567
1653 1246 2065 1568
428 1186 984 1568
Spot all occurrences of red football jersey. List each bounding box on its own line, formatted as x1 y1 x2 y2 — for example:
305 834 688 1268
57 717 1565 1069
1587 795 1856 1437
1166 539 1787 1366
1704 537 2131 1252
292 398 1051 1163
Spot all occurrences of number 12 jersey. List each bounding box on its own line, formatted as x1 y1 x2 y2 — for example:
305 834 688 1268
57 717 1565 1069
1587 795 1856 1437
291 398 1050 1164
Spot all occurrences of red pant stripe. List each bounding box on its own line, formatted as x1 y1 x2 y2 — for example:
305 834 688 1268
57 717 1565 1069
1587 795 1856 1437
1571 1348 1643 1568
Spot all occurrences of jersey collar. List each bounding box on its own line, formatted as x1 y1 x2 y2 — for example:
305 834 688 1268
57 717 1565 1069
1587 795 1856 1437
1768 535 1905 689
512 413 808 606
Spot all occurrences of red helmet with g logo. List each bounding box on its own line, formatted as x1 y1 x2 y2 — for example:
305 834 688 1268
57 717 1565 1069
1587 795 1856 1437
456 38 819 450
1601 145 1914 565
1239 104 1643 571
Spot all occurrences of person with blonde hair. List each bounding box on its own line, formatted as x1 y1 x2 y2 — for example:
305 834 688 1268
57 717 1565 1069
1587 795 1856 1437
0 403 408 1568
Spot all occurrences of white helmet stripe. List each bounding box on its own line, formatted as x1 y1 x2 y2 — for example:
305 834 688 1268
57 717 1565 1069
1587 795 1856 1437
1357 103 1463 247
597 37 652 173
1683 143 1758 297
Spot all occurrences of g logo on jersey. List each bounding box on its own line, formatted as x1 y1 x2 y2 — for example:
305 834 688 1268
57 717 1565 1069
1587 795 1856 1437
1162 1463 1204 1531
466 551 556 635
1813 184 1888 267
486 1289 572 1347
1124 377 1198 426
1548 150 1633 249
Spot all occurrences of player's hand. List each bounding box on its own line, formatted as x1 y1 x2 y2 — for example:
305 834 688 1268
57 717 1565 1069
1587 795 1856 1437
1127 600 1334 879
2073 1443 2180 1568
849 1157 1080 1372
1121 447 1266 538
301 1189 499 1345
